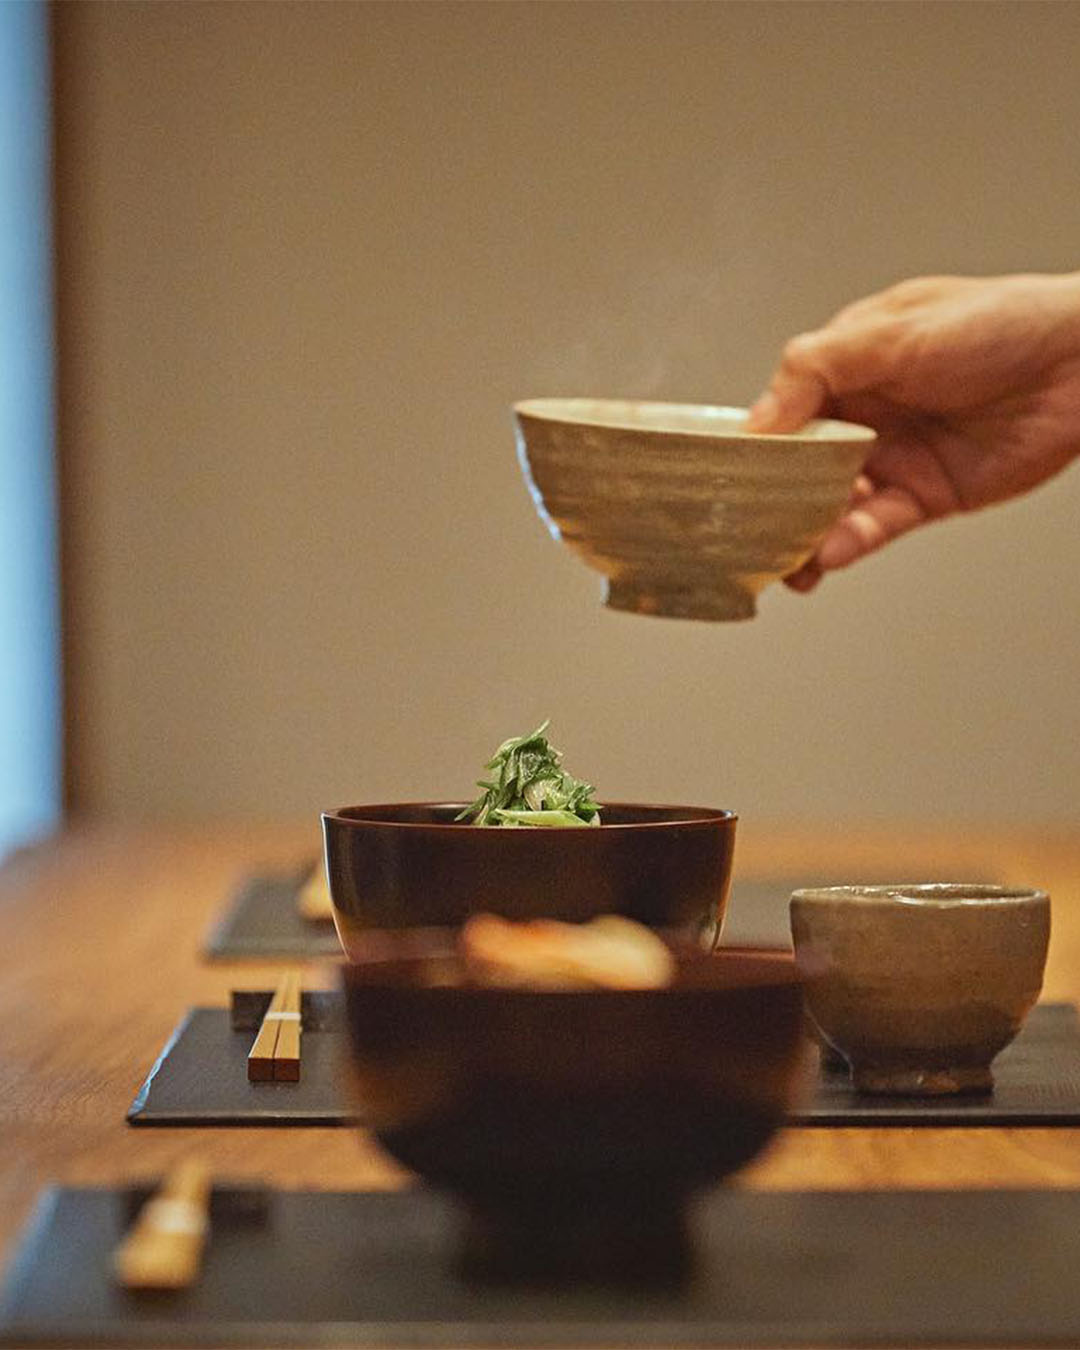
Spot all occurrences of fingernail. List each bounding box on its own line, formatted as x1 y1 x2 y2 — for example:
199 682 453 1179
784 560 823 593
745 390 779 430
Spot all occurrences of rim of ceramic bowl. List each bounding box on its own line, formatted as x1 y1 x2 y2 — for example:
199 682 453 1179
513 397 877 444
790 883 1048 907
324 802 737 830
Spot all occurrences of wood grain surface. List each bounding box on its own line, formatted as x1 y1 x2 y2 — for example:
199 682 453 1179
3 819 1080 1279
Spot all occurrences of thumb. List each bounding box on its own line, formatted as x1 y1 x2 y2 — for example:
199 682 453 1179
746 322 891 432
745 366 827 433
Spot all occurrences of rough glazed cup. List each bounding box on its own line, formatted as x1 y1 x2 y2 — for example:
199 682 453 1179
514 398 874 621
790 884 1050 1095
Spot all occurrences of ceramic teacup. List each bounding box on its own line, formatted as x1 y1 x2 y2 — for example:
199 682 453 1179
514 398 874 621
790 884 1050 1095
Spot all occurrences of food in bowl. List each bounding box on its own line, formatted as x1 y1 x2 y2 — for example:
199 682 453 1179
456 720 600 827
296 864 333 922
323 723 736 947
459 913 676 990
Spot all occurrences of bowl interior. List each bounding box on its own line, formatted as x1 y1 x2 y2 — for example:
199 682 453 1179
326 801 735 826
791 883 1048 907
514 398 876 444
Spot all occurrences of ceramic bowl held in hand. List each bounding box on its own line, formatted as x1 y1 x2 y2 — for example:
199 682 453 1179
342 941 806 1281
790 884 1051 1095
322 802 737 958
514 398 874 621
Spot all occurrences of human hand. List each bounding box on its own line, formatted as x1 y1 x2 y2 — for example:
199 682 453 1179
746 272 1080 590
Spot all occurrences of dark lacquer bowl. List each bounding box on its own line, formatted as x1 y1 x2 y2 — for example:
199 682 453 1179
323 803 737 959
342 940 805 1282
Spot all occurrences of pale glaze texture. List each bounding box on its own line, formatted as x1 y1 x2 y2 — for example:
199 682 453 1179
515 399 874 621
790 884 1051 1095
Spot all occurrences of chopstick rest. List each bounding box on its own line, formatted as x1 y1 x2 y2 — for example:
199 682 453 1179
246 969 302 1082
112 1159 211 1291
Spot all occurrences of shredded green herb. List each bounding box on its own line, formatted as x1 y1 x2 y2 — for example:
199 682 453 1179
456 721 601 827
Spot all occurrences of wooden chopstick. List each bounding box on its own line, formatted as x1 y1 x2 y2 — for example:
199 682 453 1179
113 1159 211 1291
246 969 303 1082
246 970 291 1082
272 968 302 1082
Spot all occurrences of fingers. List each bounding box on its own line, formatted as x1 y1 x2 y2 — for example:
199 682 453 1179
745 359 827 432
848 472 876 509
783 557 824 593
781 472 872 592
746 316 900 433
784 484 931 594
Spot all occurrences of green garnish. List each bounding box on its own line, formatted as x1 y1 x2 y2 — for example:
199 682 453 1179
456 721 601 827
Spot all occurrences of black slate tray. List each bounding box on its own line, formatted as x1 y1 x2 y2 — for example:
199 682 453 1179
5 1185 1080 1347
203 865 989 963
804 1001 1080 1124
127 991 349 1125
720 877 816 948
128 996 1080 1128
203 865 342 961
720 868 998 949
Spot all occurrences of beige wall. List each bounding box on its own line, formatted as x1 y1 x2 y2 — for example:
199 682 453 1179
56 0 1080 828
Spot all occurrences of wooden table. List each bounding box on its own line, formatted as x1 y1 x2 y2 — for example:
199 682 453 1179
2 819 1080 1280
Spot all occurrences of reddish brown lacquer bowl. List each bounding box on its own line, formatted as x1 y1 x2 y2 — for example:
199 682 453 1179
322 802 737 957
342 942 805 1281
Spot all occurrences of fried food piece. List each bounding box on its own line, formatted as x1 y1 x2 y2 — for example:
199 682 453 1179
297 866 334 922
459 913 675 990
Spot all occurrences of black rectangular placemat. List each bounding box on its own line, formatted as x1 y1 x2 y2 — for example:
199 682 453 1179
721 867 997 949
5 1185 1080 1347
803 1001 1080 1124
127 992 348 1125
203 865 343 961
203 865 996 962
128 999 1080 1127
